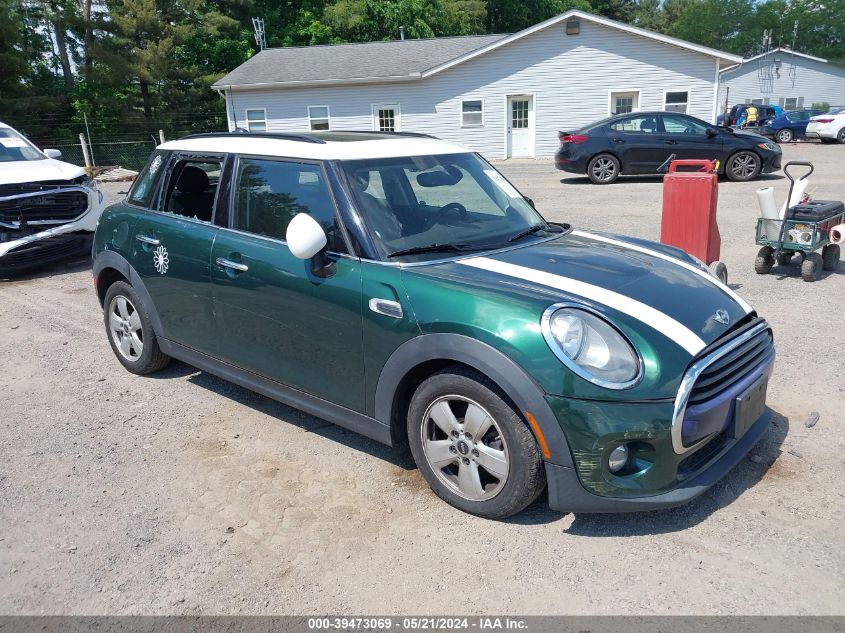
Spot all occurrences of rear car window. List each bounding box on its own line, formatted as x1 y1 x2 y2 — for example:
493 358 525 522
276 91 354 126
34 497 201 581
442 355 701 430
609 116 660 133
128 151 167 207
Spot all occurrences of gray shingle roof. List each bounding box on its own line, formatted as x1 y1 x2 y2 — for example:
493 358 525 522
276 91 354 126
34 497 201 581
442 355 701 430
212 34 508 88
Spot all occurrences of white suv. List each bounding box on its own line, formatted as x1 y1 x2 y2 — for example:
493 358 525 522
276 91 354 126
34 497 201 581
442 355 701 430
0 122 104 276
805 107 845 144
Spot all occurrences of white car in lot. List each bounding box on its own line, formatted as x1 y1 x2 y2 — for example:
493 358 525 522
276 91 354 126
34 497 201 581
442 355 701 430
0 122 104 276
805 107 845 144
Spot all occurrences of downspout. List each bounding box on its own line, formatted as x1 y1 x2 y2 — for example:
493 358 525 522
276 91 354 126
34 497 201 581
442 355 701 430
215 87 235 131
712 59 721 124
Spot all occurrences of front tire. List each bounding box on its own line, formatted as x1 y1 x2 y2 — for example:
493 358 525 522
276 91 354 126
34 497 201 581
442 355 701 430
754 246 775 274
587 153 620 184
103 281 170 375
726 151 761 182
801 252 823 282
407 368 546 519
775 129 793 143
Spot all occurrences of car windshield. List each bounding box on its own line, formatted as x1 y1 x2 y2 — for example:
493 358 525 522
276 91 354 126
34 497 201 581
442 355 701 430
341 152 553 259
0 127 45 162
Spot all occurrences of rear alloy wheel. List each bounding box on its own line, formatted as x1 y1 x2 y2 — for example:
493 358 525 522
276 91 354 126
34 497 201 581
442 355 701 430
754 246 775 274
801 252 823 282
587 154 620 184
838 128 845 144
407 368 545 519
822 244 840 271
726 151 761 182
103 281 170 375
775 129 793 143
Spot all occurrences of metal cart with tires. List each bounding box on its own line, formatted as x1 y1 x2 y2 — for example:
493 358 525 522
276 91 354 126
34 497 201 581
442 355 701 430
754 161 843 282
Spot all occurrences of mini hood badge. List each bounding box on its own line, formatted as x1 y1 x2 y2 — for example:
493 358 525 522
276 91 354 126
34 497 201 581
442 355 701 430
713 309 730 325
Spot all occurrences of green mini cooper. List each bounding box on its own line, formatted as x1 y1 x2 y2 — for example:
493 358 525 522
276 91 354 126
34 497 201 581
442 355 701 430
93 131 774 519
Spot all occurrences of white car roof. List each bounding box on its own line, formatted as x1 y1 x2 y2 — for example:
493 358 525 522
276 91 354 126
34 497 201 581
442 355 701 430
158 132 472 161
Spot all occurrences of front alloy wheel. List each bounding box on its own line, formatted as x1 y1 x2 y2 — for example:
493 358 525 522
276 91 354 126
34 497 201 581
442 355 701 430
726 151 761 181
421 396 509 501
407 368 546 519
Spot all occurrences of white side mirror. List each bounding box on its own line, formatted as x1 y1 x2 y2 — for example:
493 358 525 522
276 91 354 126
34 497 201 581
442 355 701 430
286 213 327 259
43 148 62 159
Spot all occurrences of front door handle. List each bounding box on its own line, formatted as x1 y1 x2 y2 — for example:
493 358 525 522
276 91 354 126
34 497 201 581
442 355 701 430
612 138 625 143
136 234 160 246
216 257 248 273
666 139 680 145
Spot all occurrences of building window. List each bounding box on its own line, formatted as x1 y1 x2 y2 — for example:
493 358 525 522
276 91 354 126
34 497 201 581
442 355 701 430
610 91 639 115
373 104 400 132
245 109 267 132
307 106 330 131
779 97 804 110
461 100 483 126
664 91 689 113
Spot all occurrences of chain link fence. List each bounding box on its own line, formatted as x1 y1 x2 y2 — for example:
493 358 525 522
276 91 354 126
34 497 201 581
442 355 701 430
12 112 228 172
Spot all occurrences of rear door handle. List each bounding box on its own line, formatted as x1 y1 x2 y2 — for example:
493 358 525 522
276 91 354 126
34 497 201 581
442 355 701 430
216 257 248 273
611 138 625 143
136 234 160 246
666 139 680 145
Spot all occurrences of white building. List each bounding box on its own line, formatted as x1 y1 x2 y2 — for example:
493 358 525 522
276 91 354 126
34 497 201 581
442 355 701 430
718 48 845 111
213 10 741 159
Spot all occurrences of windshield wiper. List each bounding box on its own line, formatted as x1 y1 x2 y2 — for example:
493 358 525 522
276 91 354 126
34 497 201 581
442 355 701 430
387 243 484 258
507 223 562 242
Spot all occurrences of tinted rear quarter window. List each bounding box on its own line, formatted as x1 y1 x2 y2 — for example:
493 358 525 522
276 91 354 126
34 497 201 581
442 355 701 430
129 151 168 207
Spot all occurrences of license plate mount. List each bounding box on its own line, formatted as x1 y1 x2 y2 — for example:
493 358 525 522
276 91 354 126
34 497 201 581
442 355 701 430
733 374 768 440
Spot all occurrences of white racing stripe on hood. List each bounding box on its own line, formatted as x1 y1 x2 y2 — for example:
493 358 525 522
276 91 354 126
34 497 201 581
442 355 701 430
460 256 707 356
572 230 753 314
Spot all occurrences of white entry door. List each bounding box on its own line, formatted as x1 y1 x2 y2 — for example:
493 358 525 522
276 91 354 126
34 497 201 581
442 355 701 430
507 96 534 158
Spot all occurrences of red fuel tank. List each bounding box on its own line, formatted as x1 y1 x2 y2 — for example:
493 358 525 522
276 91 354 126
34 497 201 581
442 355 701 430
660 159 721 264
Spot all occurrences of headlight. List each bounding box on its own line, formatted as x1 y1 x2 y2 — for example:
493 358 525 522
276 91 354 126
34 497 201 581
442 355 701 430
757 142 778 152
541 305 641 389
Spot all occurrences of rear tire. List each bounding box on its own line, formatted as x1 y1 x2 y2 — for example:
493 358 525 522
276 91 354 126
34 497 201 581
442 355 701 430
103 281 171 375
754 246 775 274
801 252 823 282
838 128 845 144
587 153 620 184
822 244 840 271
726 151 761 182
407 367 546 519
775 129 793 143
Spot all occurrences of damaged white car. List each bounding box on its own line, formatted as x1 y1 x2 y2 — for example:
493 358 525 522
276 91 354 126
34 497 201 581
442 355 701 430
0 122 104 276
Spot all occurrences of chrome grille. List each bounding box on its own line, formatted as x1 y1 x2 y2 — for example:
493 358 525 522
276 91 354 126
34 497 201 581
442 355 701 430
688 328 774 404
0 190 88 224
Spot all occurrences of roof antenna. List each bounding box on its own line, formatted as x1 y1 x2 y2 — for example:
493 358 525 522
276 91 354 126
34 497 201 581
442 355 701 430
399 25 406 41
252 17 267 50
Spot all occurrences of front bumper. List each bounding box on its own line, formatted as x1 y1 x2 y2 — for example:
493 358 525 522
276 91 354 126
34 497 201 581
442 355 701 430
545 407 771 512
762 152 782 173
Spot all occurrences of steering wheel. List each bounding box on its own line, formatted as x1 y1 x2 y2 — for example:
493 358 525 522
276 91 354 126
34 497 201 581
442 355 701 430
433 202 469 224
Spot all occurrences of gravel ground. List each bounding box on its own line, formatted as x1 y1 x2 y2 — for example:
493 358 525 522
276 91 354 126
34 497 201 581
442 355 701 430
1 142 843 615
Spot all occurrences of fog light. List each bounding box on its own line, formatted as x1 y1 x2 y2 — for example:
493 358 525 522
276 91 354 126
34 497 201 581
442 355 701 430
608 444 629 473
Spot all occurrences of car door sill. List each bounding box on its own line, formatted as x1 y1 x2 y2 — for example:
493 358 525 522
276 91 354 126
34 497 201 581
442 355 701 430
157 339 392 446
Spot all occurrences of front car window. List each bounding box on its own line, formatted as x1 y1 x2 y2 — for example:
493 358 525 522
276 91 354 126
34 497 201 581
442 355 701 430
233 158 344 252
341 152 548 259
0 127 46 162
662 115 708 135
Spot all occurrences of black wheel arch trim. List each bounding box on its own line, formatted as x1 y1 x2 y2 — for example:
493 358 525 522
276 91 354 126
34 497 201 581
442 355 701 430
374 333 574 467
93 250 164 338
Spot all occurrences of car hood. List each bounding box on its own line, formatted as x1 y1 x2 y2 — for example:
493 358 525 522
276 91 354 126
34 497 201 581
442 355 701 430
0 158 86 186
408 230 753 360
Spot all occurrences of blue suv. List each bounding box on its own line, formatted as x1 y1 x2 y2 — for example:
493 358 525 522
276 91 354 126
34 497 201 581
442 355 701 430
763 109 825 143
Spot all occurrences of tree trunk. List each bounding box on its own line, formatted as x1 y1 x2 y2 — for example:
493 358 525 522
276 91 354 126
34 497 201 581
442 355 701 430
81 0 92 83
50 7 74 91
139 80 153 120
